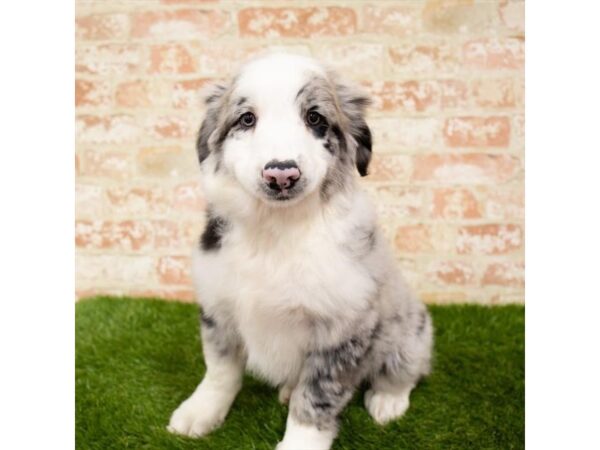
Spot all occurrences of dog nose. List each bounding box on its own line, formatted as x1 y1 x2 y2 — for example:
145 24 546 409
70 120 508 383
262 160 301 191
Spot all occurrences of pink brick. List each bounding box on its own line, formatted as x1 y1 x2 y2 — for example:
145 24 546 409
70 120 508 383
470 79 516 108
161 0 218 4
172 78 213 109
388 42 461 74
422 0 500 34
76 254 156 285
76 115 142 145
190 43 310 78
106 186 170 216
137 146 198 178
427 260 476 285
131 9 231 39
367 154 412 183
420 290 471 304
370 117 441 150
79 151 134 180
180 221 205 248
499 0 525 34
413 154 521 185
115 79 171 108
463 38 525 69
75 184 106 217
362 4 422 36
431 188 481 219
145 115 192 140
157 256 191 285
76 13 129 40
372 186 423 220
153 221 181 249
314 44 385 79
75 79 111 107
440 80 468 109
395 224 433 253
479 185 524 221
365 81 439 113
115 80 151 108
238 7 357 38
483 260 525 287
173 181 206 212
513 114 525 149
149 44 196 74
444 116 511 147
75 44 142 76
457 224 523 254
75 220 152 251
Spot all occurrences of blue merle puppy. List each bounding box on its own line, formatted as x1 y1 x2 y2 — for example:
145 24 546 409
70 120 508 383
167 53 433 450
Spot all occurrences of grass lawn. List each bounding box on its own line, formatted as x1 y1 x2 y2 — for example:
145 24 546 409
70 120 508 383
76 297 524 449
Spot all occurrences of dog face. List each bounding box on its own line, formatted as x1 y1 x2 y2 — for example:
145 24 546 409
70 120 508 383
197 53 372 206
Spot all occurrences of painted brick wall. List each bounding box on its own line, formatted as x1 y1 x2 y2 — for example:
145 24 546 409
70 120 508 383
75 0 525 304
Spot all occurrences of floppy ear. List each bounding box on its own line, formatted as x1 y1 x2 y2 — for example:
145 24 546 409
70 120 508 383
335 82 373 177
196 83 227 164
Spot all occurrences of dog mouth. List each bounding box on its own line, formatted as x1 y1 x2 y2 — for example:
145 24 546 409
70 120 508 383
259 179 307 203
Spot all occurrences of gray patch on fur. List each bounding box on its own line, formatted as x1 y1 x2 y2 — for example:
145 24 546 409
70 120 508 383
200 307 243 359
370 305 433 384
295 75 373 202
200 208 230 252
199 309 216 328
196 80 252 167
290 324 379 430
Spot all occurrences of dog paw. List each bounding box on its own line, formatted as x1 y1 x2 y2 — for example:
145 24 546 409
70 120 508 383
167 394 226 438
364 389 410 425
276 438 332 450
277 416 335 450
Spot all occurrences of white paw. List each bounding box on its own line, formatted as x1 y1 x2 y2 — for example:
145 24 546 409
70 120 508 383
167 393 227 438
276 437 332 450
365 389 410 425
277 416 335 450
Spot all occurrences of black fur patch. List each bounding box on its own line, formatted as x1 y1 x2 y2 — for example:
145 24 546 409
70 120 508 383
200 310 216 328
264 160 299 171
291 326 377 430
355 124 372 177
200 309 242 359
200 214 229 251
416 310 427 336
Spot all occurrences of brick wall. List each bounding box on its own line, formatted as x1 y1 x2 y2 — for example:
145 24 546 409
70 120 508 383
75 0 525 304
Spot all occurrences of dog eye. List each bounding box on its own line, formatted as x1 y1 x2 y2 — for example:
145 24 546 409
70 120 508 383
239 112 256 128
307 111 323 126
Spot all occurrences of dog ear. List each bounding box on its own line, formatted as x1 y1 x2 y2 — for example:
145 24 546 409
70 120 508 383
335 82 373 177
353 122 372 177
196 83 227 164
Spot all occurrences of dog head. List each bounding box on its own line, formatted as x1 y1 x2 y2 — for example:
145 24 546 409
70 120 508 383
197 53 372 207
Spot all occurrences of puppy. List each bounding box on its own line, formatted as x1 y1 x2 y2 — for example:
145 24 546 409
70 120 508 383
167 53 433 450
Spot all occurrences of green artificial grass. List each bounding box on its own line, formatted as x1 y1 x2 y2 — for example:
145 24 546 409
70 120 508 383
76 297 524 450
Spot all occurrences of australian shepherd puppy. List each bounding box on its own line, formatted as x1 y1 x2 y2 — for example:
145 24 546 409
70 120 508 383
167 53 433 450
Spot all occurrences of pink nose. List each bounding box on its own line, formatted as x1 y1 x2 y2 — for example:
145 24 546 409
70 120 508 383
262 162 301 190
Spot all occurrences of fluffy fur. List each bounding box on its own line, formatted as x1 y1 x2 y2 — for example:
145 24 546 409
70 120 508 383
167 53 433 450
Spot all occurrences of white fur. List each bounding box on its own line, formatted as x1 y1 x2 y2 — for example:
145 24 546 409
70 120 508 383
365 386 412 425
276 416 336 450
168 348 243 437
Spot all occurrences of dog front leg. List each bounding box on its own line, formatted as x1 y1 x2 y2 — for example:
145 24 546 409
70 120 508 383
276 333 372 450
168 309 245 438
